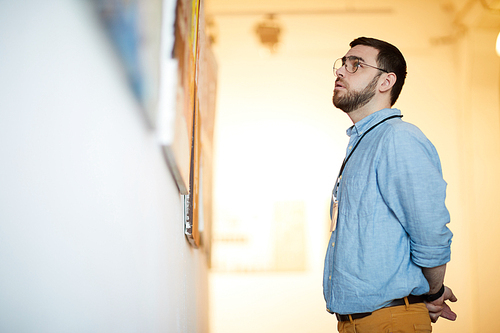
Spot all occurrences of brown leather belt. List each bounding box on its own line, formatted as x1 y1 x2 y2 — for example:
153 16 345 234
335 295 426 322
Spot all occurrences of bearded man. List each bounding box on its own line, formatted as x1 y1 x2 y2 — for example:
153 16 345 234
323 37 457 333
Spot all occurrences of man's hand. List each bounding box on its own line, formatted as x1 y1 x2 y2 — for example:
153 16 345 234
424 286 457 323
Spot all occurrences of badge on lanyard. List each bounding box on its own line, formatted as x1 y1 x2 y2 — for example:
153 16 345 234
330 174 341 232
330 200 338 232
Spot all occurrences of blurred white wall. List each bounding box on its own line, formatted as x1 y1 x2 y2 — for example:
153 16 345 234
0 1 208 332
208 1 500 333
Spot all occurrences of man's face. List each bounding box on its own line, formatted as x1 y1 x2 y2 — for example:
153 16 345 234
332 45 382 113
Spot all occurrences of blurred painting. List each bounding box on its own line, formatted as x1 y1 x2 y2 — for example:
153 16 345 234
94 0 162 128
185 0 218 249
211 201 307 272
95 0 217 250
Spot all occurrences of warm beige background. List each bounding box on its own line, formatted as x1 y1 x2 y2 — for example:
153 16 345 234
208 1 500 332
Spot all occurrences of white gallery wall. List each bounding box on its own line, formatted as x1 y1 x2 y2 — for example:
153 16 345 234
0 1 208 332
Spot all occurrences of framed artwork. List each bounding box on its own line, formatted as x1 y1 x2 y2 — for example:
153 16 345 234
159 0 217 249
157 0 199 195
96 0 217 250
94 0 163 128
211 201 307 272
184 0 217 250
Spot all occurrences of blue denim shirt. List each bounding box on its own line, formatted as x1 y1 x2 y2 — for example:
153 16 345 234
323 108 452 315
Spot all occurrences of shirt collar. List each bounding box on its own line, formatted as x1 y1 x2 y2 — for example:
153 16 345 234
346 108 402 137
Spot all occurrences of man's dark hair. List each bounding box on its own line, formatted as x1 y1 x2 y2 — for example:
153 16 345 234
350 37 407 106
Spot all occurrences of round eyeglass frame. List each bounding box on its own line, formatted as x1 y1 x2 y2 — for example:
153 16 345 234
333 56 389 77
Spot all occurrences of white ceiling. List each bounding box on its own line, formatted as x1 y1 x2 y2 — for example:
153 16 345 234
205 0 500 29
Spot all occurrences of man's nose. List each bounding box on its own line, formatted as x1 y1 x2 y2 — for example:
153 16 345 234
335 66 345 77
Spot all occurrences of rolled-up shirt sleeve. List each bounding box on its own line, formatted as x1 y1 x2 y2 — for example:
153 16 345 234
377 124 452 268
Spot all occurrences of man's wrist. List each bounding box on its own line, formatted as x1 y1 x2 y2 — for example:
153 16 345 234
426 284 445 302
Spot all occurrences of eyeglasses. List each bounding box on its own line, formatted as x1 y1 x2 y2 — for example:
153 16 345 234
333 56 389 76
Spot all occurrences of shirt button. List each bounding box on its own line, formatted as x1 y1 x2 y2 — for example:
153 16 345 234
329 276 331 280
348 146 352 150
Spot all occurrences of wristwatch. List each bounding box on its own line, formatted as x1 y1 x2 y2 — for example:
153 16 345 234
426 285 445 302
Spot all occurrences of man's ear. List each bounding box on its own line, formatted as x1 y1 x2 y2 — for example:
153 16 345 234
379 72 397 93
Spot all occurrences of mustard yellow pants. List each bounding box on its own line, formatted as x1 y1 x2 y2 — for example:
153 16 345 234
337 302 432 333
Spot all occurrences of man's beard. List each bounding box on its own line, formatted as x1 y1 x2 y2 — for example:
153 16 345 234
333 73 381 113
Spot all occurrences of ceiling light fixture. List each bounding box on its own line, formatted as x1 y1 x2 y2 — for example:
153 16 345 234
255 14 282 54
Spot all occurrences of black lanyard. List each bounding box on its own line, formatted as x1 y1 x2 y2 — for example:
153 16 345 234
333 114 403 200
